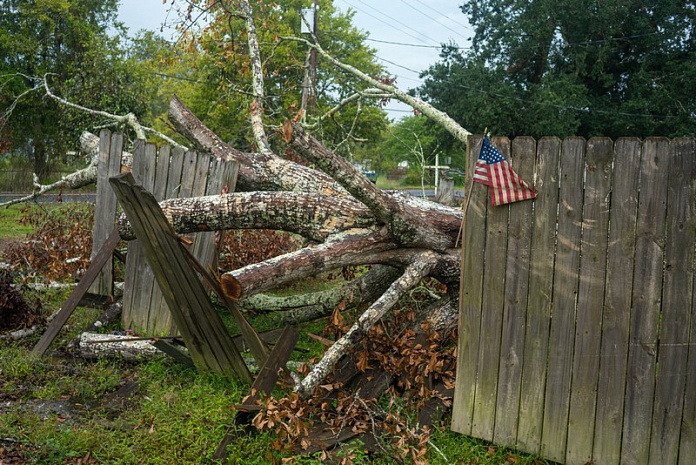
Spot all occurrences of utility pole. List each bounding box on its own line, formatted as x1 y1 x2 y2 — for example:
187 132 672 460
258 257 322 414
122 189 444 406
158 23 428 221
300 1 319 118
309 0 318 115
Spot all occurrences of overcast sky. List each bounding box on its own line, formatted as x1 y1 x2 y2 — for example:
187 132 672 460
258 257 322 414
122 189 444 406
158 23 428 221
117 0 472 119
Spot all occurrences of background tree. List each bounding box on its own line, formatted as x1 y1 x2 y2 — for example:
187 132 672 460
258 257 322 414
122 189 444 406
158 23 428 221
417 0 696 139
376 115 465 185
0 0 156 179
161 0 390 155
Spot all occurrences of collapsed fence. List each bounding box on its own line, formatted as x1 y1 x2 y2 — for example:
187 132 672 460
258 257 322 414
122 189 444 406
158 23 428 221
453 136 696 465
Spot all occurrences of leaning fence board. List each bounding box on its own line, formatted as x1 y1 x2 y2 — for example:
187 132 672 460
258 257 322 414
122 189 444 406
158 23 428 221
566 137 613 464
649 138 696 465
514 137 560 453
33 227 121 356
592 138 641 465
621 138 670 465
110 172 251 382
471 138 510 440
493 136 535 446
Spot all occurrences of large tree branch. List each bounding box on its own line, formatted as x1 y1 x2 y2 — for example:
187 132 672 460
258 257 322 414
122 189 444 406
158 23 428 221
117 191 375 241
43 74 184 148
238 0 271 154
296 251 439 395
290 124 462 251
240 265 403 323
282 36 472 144
168 96 350 196
222 228 398 298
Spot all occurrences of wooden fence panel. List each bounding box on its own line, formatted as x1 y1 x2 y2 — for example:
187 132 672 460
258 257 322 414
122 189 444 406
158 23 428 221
454 136 696 464
621 138 670 465
89 130 122 296
566 137 613 464
494 136 536 446
649 138 696 465
541 137 585 462
451 135 488 435
124 146 237 335
516 137 560 453
593 138 641 465
680 144 696 465
471 137 510 440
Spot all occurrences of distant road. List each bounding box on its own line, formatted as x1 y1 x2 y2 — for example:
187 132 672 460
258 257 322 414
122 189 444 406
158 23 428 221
0 192 97 203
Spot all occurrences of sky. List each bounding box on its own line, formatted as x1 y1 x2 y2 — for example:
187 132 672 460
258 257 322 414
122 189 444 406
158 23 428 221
117 0 473 120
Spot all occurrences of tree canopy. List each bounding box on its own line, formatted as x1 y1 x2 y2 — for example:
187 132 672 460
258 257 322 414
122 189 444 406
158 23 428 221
417 0 696 139
0 0 158 176
156 0 390 155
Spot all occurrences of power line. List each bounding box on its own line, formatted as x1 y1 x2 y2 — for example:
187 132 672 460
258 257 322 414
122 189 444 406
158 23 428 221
410 0 474 32
339 0 435 46
366 37 472 50
397 0 471 42
354 0 442 46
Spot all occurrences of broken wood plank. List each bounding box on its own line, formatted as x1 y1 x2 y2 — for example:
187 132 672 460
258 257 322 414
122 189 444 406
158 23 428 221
32 226 121 356
109 172 252 382
151 339 194 367
213 325 299 462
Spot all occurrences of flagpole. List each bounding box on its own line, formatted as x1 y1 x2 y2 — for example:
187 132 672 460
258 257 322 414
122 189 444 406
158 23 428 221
455 130 485 248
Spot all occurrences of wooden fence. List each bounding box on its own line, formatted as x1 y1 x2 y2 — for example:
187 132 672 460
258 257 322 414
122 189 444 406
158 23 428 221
89 130 238 335
452 136 696 465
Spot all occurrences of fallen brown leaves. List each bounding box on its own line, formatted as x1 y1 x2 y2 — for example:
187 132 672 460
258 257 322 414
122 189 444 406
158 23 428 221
247 304 457 464
4 204 95 282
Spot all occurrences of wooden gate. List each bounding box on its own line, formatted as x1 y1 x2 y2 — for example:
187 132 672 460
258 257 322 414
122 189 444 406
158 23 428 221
89 130 238 336
452 135 696 465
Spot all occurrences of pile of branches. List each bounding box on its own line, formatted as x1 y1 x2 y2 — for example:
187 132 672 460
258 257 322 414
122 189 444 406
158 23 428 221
0 272 42 332
247 300 456 464
4 205 94 282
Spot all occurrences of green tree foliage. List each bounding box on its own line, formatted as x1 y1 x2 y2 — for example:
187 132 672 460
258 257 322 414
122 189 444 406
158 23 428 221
162 0 390 154
373 115 464 184
417 0 696 138
0 0 155 177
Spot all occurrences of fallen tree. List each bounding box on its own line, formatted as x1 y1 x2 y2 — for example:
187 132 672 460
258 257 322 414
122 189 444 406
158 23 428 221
7 0 472 396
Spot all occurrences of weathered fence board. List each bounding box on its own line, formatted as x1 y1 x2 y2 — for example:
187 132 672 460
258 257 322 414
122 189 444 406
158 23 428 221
494 137 535 446
516 137 560 452
472 137 510 440
622 138 670 465
649 138 696 465
593 137 640 465
89 131 238 336
541 137 584 462
453 135 696 465
450 136 488 435
566 137 612 464
88 130 123 296
110 172 251 382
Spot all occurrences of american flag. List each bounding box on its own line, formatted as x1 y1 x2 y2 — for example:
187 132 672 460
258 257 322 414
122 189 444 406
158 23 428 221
473 136 536 206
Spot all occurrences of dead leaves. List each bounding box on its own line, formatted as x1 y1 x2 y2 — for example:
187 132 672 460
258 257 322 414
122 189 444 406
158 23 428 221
5 205 95 282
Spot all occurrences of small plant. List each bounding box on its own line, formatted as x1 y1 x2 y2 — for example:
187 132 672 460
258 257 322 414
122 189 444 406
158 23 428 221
4 203 95 282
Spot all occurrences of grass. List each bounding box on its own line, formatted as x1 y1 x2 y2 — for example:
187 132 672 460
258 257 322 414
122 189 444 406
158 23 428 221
0 204 552 464
0 204 36 238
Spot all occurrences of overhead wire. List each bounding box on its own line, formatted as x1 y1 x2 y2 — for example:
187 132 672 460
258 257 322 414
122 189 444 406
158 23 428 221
397 0 471 42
